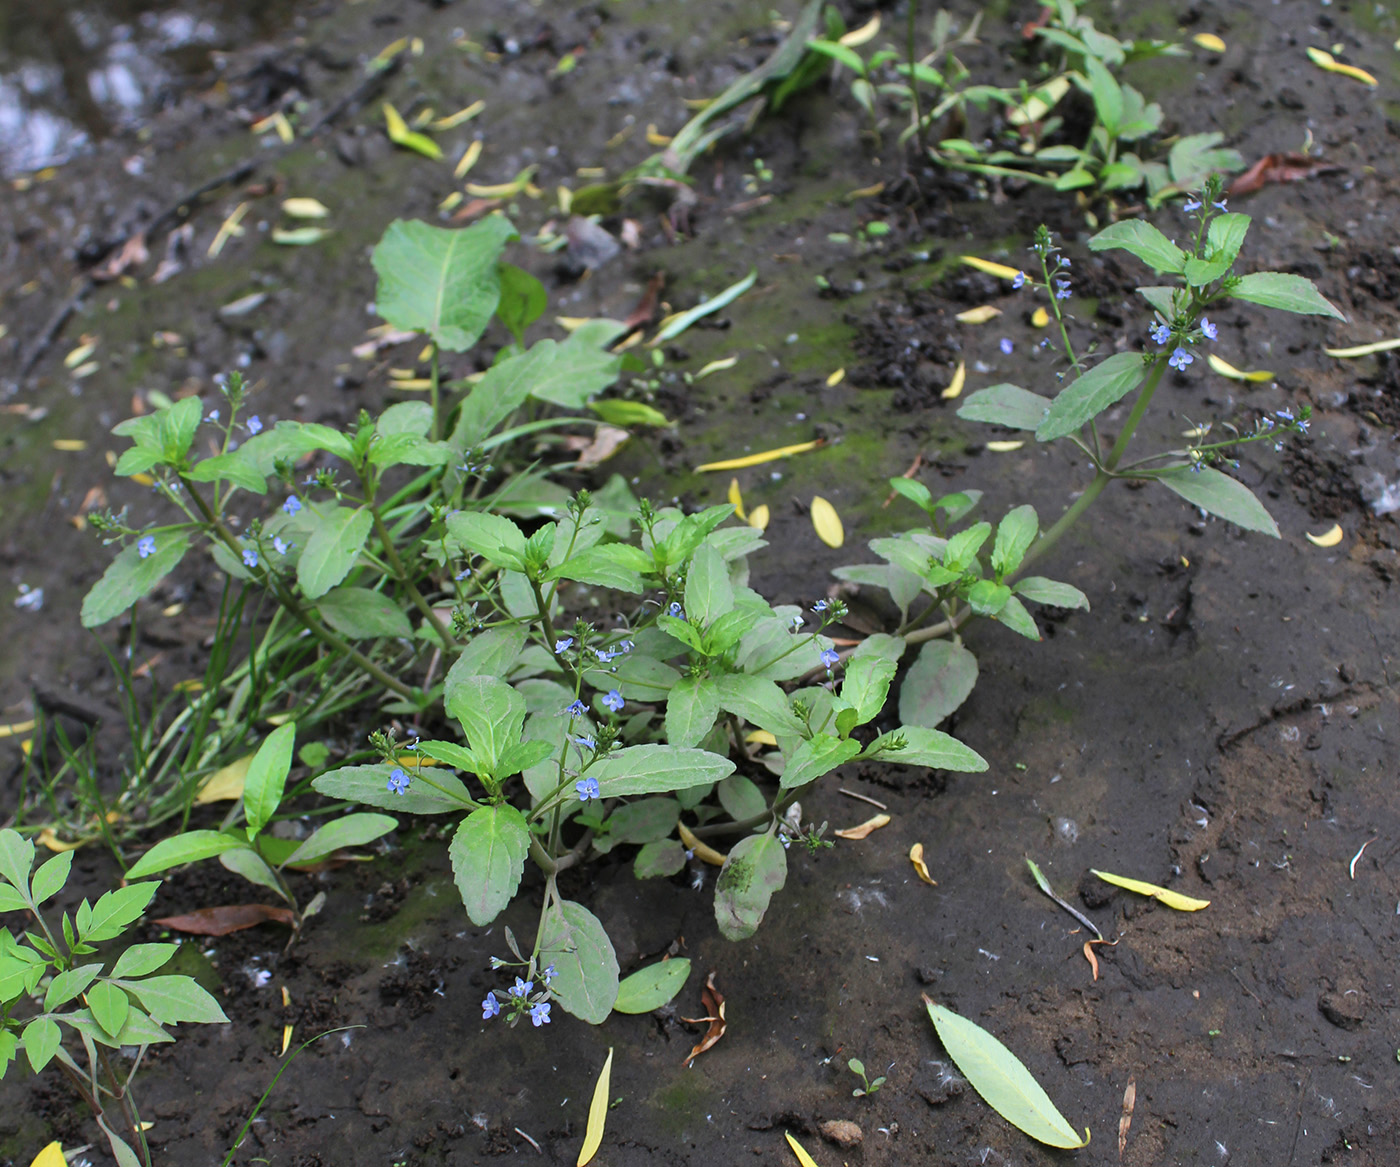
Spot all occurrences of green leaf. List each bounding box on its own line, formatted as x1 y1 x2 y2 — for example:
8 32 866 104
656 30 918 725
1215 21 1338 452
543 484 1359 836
652 269 757 345
242 722 296 838
28 851 71 908
717 775 768 823
372 216 519 351
315 587 414 640
900 640 979 729
109 943 177 979
1087 220 1186 274
994 595 1042 640
159 396 203 463
445 511 528 571
714 832 788 941
1205 211 1251 266
888 477 934 514
44 963 104 1009
297 506 373 600
312 764 474 814
839 655 896 729
806 37 867 74
779 735 862 790
712 674 808 738
1137 286 1179 318
367 433 453 469
522 333 623 410
0 829 33 895
613 958 692 1014
589 745 735 797
865 726 987 771
968 579 1012 616
657 614 704 653
496 263 547 344
284 813 398 867
445 626 528 689
81 533 191 628
958 384 1053 431
1153 466 1280 536
605 799 681 846
633 840 687 879
992 505 1038 577
446 676 526 776
924 998 1089 1148
589 399 671 427
1167 131 1243 186
125 832 242 880
1036 352 1147 442
1082 55 1121 136
186 451 269 494
1014 577 1090 609
1228 272 1345 321
78 882 159 944
119 975 230 1025
538 900 618 1023
450 804 530 925
684 543 735 624
22 1017 61 1073
219 848 289 901
582 653 681 700
87 981 131 1038
665 677 721 749
544 543 652 592
943 522 991 573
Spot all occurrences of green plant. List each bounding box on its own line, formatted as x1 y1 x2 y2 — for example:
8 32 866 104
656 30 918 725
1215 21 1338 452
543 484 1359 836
0 828 228 1166
848 1056 886 1097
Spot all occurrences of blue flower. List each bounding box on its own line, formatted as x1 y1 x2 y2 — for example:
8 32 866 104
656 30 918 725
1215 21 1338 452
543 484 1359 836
509 977 532 999
616 639 634 654
530 1001 552 1027
246 415 263 435
1297 417 1310 433
602 689 624 713
999 337 1013 355
302 475 317 486
455 567 471 580
1276 408 1295 423
1199 317 1218 340
272 536 293 555
566 699 587 717
1213 198 1228 211
386 767 411 795
812 600 828 613
283 496 302 517
594 647 618 663
137 535 156 559
555 637 574 655
542 964 556 984
791 614 804 630
1059 257 1071 268
1054 279 1071 300
482 994 501 1020
1183 197 1202 212
820 648 840 669
572 735 597 751
575 776 600 801
242 548 259 568
1012 271 1026 289
1168 347 1194 371
206 409 220 424
1151 323 1171 346
667 601 684 619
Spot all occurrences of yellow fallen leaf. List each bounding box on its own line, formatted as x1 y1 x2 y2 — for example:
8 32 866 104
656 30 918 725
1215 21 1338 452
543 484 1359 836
171 679 203 693
941 360 966 399
747 504 770 531
696 439 822 472
37 829 81 853
826 367 845 387
986 440 1024 452
744 729 778 747
646 124 672 146
272 227 332 246
556 316 590 331
389 379 434 390
29 1142 67 1167
1306 523 1344 547
1324 337 1400 358
960 255 1022 281
64 342 97 368
785 1131 821 1167
909 842 937 885
374 37 409 63
196 754 253 804
840 14 881 46
73 361 100 379
696 356 738 379
577 1047 613 1166
834 813 890 840
1091 868 1210 911
383 102 444 160
728 477 746 519
131 473 155 487
208 201 249 258
281 985 291 1007
677 822 727 866
557 185 572 214
1007 74 1071 126
52 439 87 451
454 139 484 179
1306 46 1377 86
396 754 441 769
844 181 885 201
465 165 539 197
1192 33 1226 52
282 197 329 219
955 305 1003 324
1206 353 1274 382
1031 306 1050 328
249 111 294 143
0 718 36 739
810 496 844 547
281 1025 293 1056
431 100 484 130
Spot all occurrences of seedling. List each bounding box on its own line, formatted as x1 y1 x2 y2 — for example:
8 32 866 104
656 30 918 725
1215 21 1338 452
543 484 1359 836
848 1056 887 1097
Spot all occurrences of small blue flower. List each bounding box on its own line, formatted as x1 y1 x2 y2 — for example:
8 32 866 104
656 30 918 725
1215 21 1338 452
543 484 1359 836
1190 461 1204 473
791 614 804 630
1276 408 1295 423
812 600 829 613
386 767 411 795
572 735 597 752
575 776 600 801
1012 271 1027 289
206 409 220 424
246 415 263 435
566 699 588 717
482 994 501 1020
509 977 532 999
1054 279 1071 300
602 689 624 713
273 536 293 555
1151 323 1171 346
1059 257 1071 268
616 639 634 654
1261 416 1276 432
1183 197 1202 212
530 1001 552 1027
999 337 1014 355
555 637 574 655
594 647 618 663
1199 317 1218 340
820 648 840 670
542 964 556 984
283 496 302 517
1168 347 1194 371
137 535 156 559
455 567 471 581
1213 198 1228 211
302 475 317 486
667 601 684 619
1297 418 1310 433
242 548 259 568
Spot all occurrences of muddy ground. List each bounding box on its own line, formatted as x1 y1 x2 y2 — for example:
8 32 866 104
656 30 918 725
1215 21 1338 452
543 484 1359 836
3 0 1400 1163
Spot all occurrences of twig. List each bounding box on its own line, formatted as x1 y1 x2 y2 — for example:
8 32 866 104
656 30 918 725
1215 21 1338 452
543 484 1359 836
1026 857 1103 940
838 787 888 810
1349 835 1378 879
306 57 401 136
513 1128 543 1155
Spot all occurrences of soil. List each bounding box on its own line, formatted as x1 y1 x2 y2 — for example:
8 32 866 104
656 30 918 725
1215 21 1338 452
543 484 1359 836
3 0 1400 1164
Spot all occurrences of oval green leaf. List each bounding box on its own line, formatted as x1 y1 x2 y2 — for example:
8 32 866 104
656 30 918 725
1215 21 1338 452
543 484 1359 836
449 804 530 925
539 900 619 1023
714 832 787 940
613 958 692 1014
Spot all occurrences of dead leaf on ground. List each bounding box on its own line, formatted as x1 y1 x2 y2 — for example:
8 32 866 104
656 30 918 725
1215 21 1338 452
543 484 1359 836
833 813 890 840
909 842 937 885
682 971 727 1065
449 197 503 223
560 425 631 468
1118 1077 1136 1160
155 904 297 936
92 233 149 282
1022 5 1054 38
1227 152 1344 197
1081 936 1118 981
623 272 665 333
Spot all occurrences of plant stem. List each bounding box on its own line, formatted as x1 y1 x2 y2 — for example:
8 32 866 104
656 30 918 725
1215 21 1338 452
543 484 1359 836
907 0 926 158
369 505 456 649
429 344 441 442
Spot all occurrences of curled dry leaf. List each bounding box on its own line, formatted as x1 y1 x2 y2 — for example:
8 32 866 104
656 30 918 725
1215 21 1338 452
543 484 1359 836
909 842 937 885
1206 353 1273 382
154 904 298 936
1324 337 1400 359
92 234 149 282
449 198 503 224
1305 523 1344 548
682 971 727 1065
833 813 890 840
810 496 844 548
941 360 966 399
195 754 253 804
1305 47 1377 87
1119 1077 1137 1159
677 822 727 866
623 272 665 332
1227 152 1344 197
728 477 746 520
986 440 1024 452
955 305 1003 324
563 425 631 468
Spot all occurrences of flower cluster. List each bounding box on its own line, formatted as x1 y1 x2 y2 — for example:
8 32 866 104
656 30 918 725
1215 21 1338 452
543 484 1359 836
482 965 556 1027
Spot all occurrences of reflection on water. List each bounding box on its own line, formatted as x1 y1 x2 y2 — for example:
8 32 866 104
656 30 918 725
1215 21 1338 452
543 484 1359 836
0 0 293 175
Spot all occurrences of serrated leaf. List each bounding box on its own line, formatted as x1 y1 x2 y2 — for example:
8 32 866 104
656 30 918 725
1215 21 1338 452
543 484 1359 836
1154 465 1280 536
1091 868 1210 910
665 677 721 749
685 543 735 623
538 900 618 1023
992 505 1038 577
1087 220 1186 274
445 511 528 571
450 805 530 925
714 832 787 940
297 506 373 600
315 586 414 640
613 958 692 1014
1229 272 1345 321
899 640 978 728
447 676 525 776
81 533 191 628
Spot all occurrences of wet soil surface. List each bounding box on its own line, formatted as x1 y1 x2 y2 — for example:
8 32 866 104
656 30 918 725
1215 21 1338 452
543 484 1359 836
4 0 1400 1163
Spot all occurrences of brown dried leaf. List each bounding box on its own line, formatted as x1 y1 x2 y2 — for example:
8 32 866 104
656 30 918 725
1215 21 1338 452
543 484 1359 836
909 842 938 885
1118 1078 1136 1159
92 233 149 283
833 813 890 840
449 197 504 224
623 272 665 333
1227 153 1344 197
1083 940 1099 981
560 425 631 468
154 904 298 936
682 971 727 1065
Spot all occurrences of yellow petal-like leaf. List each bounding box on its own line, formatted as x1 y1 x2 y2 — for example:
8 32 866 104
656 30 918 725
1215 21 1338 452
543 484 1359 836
29 1142 67 1167
696 440 821 472
986 440 1024 452
272 227 332 246
195 754 253 804
826 367 845 386
383 102 443 159
1007 75 1071 126
1306 523 1344 547
810 496 844 547
839 14 881 46
1324 337 1400 358
1306 47 1377 86
909 842 937 885
1206 353 1274 382
1192 33 1226 52
960 255 1021 281
747 504 770 531
941 360 966 399
955 305 1003 324
282 197 330 219
1031 306 1050 328
834 813 890 839
677 822 727 866
727 478 746 520
454 140 484 179
784 1131 821 1167
577 1047 613 1166
280 1025 293 1056
37 828 80 853
64 342 97 368
645 124 672 146
431 100 484 130
745 729 778 747
1091 869 1210 910
696 356 738 379
51 439 87 451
